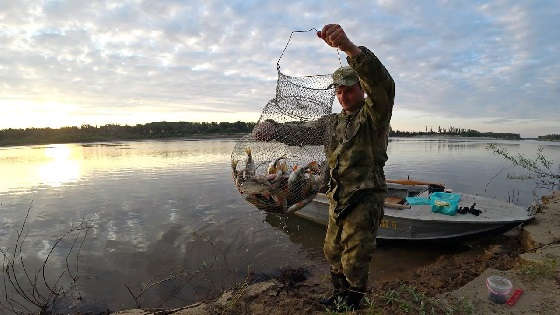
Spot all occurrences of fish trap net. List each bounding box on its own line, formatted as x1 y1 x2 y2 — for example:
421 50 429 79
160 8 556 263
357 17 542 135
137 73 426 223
231 29 337 213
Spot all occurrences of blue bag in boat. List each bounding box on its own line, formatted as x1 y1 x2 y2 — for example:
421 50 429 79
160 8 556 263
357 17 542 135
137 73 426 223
405 196 432 205
430 192 461 215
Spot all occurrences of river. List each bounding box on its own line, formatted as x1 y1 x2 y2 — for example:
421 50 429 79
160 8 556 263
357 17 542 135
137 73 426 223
0 137 558 312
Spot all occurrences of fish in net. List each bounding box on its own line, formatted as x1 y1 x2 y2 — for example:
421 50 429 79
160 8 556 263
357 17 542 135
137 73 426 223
231 29 338 213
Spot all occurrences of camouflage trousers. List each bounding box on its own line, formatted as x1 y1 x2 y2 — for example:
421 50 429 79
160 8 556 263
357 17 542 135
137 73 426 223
323 192 385 288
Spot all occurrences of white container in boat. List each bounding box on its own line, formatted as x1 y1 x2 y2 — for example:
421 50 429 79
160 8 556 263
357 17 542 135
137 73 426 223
486 275 512 304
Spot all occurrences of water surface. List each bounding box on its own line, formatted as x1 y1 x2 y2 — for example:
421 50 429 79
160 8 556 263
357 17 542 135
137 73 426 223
0 137 558 311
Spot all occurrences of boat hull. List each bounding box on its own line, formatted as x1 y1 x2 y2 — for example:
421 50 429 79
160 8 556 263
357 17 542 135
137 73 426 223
295 193 534 240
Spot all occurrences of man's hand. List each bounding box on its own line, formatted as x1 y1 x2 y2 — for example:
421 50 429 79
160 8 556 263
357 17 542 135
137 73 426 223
317 24 362 57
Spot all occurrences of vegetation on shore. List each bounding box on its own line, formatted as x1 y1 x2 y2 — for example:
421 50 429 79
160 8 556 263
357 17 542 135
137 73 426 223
538 134 560 141
0 121 256 147
487 143 559 189
0 121 529 147
390 125 521 140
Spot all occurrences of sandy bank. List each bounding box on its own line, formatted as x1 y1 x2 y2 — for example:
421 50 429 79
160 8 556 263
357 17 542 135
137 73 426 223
441 191 560 314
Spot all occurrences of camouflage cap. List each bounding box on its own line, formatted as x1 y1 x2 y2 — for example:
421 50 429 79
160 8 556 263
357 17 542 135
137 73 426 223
331 66 359 88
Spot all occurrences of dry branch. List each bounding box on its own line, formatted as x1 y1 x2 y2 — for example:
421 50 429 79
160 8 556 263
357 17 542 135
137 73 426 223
1 204 92 314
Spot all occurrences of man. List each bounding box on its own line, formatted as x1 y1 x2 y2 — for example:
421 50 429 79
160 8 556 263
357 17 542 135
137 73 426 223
253 24 394 310
315 24 395 311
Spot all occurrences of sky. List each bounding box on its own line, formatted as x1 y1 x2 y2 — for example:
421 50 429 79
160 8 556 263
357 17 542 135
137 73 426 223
0 0 558 137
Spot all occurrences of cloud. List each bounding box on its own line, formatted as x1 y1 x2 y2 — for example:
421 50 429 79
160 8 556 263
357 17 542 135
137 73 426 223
0 0 558 136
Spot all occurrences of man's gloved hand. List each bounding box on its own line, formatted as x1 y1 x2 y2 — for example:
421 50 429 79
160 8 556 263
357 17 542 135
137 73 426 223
317 24 362 57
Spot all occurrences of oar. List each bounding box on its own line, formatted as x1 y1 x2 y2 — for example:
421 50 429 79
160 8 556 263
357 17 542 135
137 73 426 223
387 179 445 189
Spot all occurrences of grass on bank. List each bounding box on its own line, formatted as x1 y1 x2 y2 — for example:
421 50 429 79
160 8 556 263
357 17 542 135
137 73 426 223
324 283 474 315
518 256 558 281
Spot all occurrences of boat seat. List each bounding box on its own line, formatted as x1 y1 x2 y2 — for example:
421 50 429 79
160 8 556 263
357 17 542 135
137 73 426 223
384 196 410 210
385 196 404 204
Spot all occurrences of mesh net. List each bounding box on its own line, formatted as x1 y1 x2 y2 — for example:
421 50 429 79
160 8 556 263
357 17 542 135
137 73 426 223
231 30 336 213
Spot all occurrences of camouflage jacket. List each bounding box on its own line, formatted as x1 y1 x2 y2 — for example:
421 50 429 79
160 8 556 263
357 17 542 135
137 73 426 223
325 46 395 216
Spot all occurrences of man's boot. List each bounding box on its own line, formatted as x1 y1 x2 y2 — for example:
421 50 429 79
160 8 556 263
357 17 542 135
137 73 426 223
341 286 366 311
320 272 349 308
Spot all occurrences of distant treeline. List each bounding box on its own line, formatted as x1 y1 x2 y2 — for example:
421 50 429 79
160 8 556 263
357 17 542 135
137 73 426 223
538 134 560 141
389 125 521 140
0 121 530 147
0 121 256 146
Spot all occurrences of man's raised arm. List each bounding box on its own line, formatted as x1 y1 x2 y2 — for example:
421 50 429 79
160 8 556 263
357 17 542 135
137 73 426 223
317 24 395 126
348 46 395 126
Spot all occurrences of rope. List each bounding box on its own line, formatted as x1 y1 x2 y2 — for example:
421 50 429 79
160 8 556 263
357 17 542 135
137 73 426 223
276 28 342 71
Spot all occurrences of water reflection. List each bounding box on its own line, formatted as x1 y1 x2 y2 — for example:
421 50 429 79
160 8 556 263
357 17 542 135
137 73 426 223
38 144 82 187
263 211 458 284
0 143 83 192
264 212 326 259
0 138 558 312
0 140 233 194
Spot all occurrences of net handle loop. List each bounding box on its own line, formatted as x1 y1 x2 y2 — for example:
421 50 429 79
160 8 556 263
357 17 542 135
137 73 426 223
276 28 342 71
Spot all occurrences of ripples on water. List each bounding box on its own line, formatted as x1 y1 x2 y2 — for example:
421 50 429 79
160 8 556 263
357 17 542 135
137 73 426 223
0 138 558 311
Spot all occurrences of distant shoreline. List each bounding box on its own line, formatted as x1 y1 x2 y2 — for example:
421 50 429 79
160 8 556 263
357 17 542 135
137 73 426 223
0 121 256 148
1 121 555 148
2 122 556 148
0 133 249 148
390 135 559 142
389 135 540 141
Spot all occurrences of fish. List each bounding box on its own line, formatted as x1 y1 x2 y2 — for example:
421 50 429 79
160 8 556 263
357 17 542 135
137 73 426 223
252 175 273 187
268 159 290 183
238 176 272 198
238 156 322 213
288 161 319 186
243 147 256 180
231 159 239 179
309 173 323 193
267 155 286 175
278 160 289 175
231 159 245 189
288 161 319 202
270 174 289 212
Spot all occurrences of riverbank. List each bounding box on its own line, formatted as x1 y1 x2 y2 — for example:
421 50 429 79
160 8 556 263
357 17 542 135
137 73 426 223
115 192 559 314
0 122 255 147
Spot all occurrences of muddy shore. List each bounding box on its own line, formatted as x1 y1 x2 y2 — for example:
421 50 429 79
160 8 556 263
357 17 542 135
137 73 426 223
115 192 560 314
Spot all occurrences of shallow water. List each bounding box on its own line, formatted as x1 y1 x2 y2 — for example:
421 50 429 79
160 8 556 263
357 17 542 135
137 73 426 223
0 137 558 311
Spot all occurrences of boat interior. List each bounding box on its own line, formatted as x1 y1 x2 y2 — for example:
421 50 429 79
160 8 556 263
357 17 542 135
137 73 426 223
384 180 445 209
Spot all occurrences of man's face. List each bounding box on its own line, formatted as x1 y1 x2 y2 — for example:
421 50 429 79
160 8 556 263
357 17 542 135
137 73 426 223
336 83 364 113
